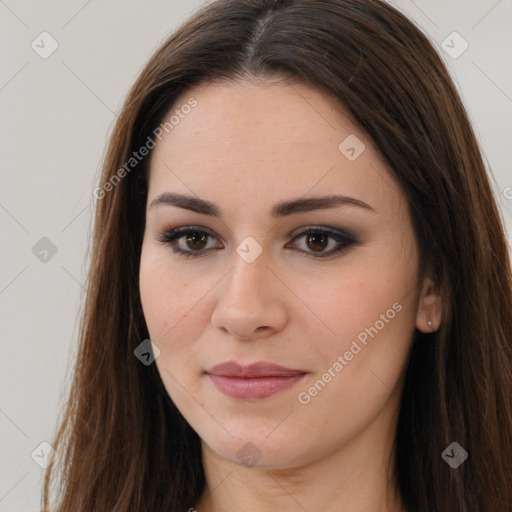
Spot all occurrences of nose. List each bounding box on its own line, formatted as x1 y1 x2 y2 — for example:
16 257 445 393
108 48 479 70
211 248 288 341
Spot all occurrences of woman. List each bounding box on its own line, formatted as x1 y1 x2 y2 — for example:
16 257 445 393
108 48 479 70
42 0 512 511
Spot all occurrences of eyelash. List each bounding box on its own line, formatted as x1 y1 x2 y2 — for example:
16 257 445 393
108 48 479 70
156 225 357 259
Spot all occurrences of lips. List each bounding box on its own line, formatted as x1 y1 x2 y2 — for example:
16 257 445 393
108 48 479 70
208 360 306 377
206 360 307 400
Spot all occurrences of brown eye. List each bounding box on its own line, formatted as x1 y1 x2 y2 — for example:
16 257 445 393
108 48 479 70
305 232 329 252
287 228 357 258
158 226 357 259
157 226 222 258
183 231 209 251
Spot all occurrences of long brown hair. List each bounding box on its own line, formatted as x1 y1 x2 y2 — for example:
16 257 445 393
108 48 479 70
42 0 512 510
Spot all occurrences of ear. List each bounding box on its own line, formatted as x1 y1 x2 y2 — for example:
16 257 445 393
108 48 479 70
415 276 443 333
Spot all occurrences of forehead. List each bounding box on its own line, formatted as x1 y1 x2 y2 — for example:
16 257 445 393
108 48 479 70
147 79 403 220
152 79 357 164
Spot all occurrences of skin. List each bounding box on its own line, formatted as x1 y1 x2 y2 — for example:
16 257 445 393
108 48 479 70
139 78 443 512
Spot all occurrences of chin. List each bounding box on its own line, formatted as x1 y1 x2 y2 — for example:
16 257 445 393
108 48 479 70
197 420 316 470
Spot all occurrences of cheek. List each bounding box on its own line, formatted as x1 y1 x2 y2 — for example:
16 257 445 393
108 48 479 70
140 247 189 344
291 280 415 457
294 248 418 411
139 246 216 363
301 260 415 356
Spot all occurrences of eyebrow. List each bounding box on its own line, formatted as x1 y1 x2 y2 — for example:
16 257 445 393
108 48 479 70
148 192 376 217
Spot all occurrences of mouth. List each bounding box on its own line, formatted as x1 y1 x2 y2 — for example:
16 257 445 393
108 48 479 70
205 360 308 401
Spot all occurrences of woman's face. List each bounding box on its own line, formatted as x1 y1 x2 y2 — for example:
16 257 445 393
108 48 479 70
139 79 433 469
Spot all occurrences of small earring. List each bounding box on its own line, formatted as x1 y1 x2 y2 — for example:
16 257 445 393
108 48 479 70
427 320 433 332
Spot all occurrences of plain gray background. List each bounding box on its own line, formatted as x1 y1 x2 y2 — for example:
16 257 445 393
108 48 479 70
1 1 511 510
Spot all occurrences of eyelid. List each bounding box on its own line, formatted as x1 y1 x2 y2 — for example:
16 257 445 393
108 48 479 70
288 224 356 241
159 224 356 241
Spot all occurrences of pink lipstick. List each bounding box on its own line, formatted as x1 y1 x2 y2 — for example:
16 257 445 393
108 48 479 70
206 361 307 401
